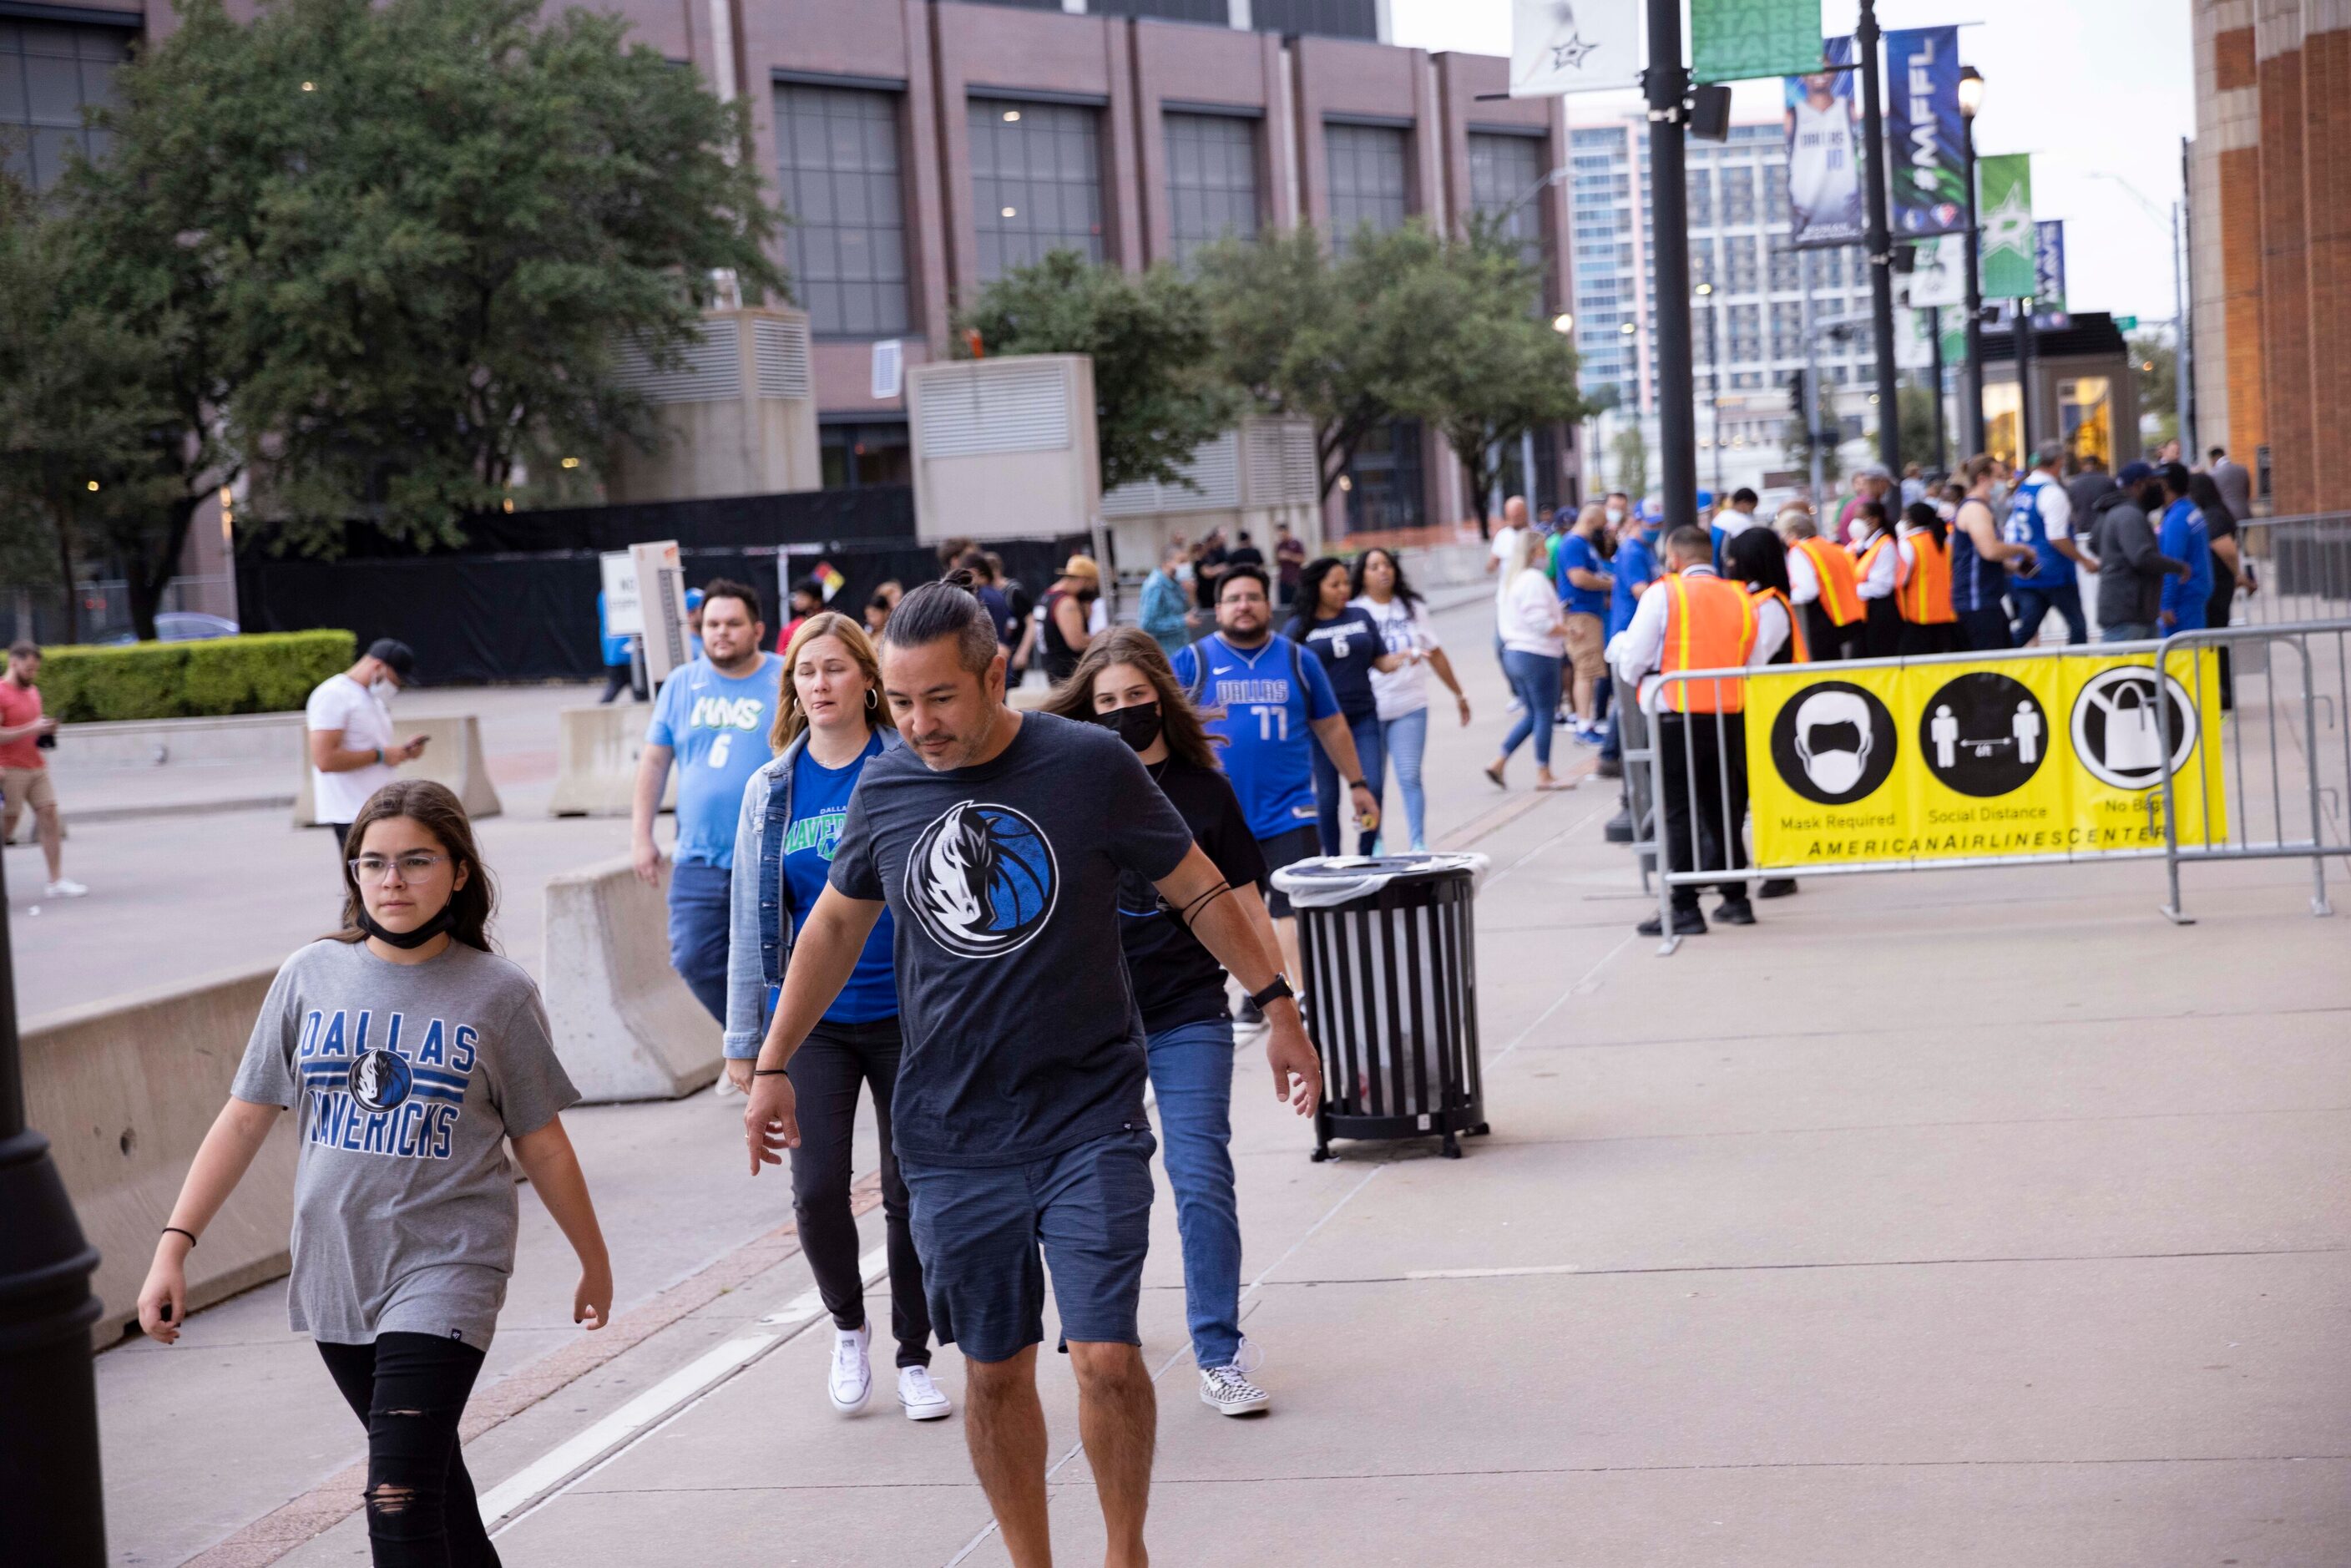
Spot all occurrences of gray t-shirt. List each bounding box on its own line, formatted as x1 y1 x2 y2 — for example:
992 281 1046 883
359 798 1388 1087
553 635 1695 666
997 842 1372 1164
232 939 579 1348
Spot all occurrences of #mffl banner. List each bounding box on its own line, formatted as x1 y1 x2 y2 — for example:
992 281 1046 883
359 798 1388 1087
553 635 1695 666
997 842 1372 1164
1692 0 1823 85
1511 0 1643 98
2035 220 2068 310
1978 153 2036 298
1784 38 1863 249
1884 26 1965 237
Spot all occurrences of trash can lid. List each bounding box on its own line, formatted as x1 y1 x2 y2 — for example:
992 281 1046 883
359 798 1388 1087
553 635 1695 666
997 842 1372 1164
1267 852 1490 908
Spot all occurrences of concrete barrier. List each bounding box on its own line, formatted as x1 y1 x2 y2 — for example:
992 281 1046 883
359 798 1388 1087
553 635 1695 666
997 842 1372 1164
292 714 503 826
25 967 299 1348
541 855 720 1102
549 703 675 818
55 711 304 769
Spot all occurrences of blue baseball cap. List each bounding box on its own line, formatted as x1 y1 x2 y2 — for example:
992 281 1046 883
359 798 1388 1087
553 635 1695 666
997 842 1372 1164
2116 461 2154 486
685 587 705 610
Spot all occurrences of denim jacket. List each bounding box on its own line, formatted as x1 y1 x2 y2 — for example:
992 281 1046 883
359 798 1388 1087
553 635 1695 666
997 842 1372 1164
721 726 900 1058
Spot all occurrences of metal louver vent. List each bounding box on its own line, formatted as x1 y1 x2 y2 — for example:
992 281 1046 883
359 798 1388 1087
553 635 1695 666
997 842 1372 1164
1102 429 1243 516
612 321 742 405
755 317 811 400
917 362 1072 459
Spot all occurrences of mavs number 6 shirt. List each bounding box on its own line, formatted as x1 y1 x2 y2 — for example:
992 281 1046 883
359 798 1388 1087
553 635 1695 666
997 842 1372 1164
645 652 785 869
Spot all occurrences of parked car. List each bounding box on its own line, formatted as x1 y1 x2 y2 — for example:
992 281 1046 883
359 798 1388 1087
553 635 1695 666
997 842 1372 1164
103 613 240 645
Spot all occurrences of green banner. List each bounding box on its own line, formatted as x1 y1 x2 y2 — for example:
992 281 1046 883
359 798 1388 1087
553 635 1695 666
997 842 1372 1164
1978 153 2036 299
1692 0 1825 83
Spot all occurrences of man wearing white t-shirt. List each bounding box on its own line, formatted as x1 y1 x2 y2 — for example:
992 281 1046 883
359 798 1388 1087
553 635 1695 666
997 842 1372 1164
1484 494 1530 675
306 639 425 862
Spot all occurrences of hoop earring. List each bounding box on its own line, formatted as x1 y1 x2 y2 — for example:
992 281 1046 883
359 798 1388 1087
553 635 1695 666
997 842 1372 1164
864 688 878 711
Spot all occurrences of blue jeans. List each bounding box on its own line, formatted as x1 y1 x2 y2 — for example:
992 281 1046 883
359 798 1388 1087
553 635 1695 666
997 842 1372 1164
2011 583 2087 646
1380 706 1431 851
2101 622 2155 644
1310 709 1383 856
666 859 732 1024
1500 650 1563 767
1145 1017 1244 1368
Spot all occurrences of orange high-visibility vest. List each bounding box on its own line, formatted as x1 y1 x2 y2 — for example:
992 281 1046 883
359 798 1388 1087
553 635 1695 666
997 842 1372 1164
1854 531 1896 594
1750 585 1810 663
1896 529 1957 624
1659 571 1758 712
1795 537 1864 626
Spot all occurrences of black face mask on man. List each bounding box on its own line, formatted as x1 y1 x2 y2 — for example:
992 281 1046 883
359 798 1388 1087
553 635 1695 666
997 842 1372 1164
1095 701 1163 754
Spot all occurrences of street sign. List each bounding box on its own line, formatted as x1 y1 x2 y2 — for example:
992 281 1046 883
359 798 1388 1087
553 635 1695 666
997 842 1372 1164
599 550 641 636
2115 315 2139 331
628 540 691 686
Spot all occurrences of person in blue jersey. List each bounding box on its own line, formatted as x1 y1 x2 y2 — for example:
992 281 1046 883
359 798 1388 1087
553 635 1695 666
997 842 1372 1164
2156 462 2216 635
1555 503 1615 745
722 610 947 1424
1173 564 1378 1014
1283 556 1403 856
1597 501 1661 792
595 589 635 703
2004 442 2091 646
631 580 785 1024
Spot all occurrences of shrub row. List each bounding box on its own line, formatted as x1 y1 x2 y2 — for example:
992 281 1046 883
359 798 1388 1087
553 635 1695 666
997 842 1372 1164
37 631 356 722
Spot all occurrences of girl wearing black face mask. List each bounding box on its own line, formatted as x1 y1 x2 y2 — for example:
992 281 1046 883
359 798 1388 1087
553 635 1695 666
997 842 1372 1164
1042 628 1290 1418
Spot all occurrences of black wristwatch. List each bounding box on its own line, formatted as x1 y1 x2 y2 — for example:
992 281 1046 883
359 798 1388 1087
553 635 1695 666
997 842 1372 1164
1248 974 1295 1011
1347 778 1369 792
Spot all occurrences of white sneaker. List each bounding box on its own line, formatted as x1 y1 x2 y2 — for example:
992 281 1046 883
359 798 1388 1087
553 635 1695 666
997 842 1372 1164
43 878 87 898
712 1071 745 1098
897 1364 953 1421
828 1323 872 1414
1199 1361 1272 1418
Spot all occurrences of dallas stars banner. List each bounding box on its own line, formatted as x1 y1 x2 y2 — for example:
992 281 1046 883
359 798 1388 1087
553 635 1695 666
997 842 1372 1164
1884 26 1966 238
1978 153 2036 298
1512 0 1643 98
1692 0 1823 85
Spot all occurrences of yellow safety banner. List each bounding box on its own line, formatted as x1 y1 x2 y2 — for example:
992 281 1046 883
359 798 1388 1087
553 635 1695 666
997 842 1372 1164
1744 650 2227 866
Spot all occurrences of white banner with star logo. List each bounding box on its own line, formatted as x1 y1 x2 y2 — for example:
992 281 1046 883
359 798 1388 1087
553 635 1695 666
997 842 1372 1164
1513 0 1643 97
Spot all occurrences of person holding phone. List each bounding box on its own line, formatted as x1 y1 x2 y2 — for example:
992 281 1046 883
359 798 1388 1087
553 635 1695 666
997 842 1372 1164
307 639 427 867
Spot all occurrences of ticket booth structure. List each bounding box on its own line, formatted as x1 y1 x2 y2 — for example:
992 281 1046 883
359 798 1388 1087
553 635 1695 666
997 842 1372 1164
1978 311 2141 471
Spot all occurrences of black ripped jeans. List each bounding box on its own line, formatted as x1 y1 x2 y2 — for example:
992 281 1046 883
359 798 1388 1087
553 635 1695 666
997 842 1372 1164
317 1333 499 1567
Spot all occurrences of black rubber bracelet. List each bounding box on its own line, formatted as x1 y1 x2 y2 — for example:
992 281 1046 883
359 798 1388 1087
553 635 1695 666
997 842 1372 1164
752 1067 789 1077
1347 779 1369 792
161 1227 196 1249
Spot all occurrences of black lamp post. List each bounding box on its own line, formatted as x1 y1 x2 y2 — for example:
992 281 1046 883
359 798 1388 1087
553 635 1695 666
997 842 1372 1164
0 850 108 1562
1959 64 1987 457
1644 0 1699 531
1696 281 1722 494
1858 0 1901 472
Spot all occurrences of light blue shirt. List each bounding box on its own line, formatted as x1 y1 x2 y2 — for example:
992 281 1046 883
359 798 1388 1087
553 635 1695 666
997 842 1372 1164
645 654 784 867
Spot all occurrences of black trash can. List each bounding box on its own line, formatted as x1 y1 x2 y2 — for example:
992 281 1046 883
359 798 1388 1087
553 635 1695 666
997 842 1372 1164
1270 854 1489 1161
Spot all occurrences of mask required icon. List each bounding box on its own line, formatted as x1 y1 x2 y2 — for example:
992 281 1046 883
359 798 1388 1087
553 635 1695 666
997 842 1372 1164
1770 680 1899 805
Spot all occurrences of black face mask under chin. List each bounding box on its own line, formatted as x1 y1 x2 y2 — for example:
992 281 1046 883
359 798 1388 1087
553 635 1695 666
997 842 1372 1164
1096 701 1164 754
356 903 458 949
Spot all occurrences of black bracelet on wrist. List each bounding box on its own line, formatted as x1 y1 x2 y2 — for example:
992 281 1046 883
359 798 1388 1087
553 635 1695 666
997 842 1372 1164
161 1226 196 1248
752 1067 789 1077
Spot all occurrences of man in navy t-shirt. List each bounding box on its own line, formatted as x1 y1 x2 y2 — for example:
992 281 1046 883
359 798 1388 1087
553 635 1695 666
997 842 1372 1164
1171 564 1378 1005
741 579 1320 1566
632 580 783 1022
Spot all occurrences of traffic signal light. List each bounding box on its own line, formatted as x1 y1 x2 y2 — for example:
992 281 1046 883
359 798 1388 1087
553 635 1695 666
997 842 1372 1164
1786 370 1808 418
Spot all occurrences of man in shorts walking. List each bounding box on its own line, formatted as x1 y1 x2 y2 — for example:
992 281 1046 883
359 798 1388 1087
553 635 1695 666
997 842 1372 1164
742 579 1320 1568
0 641 83 898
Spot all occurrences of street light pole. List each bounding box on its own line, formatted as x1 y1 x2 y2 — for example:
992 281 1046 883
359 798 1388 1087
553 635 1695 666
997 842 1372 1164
0 850 108 1564
1644 0 1699 532
1928 305 1949 473
1959 67 1987 458
1697 282 1722 494
1857 0 1901 472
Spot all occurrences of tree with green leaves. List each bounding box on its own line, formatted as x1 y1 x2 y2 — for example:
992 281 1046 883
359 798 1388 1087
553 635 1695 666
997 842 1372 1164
1610 423 1651 499
1898 384 1942 475
956 250 1239 494
1782 388 1846 490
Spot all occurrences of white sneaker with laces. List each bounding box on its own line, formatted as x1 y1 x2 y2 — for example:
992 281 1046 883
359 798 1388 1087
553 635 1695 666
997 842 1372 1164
828 1323 872 1414
712 1070 745 1098
1199 1339 1272 1417
897 1364 953 1421
44 878 88 898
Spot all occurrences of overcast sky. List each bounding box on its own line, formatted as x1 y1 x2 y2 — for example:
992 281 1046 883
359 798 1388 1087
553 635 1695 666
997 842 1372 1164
1389 0 2194 326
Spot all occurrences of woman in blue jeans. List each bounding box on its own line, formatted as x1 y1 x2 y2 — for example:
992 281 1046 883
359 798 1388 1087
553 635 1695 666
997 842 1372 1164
1044 628 1289 1418
1287 556 1407 853
1352 548 1470 852
1485 528 1569 790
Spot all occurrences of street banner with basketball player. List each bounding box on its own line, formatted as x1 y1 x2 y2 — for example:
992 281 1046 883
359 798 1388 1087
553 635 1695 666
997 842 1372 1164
1511 0 1642 98
1884 26 1966 238
1743 650 2228 867
1783 38 1863 248
1691 0 1823 84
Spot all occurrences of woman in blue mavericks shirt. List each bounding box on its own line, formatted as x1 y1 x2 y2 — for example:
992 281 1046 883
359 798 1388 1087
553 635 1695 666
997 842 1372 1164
1285 556 1408 854
723 612 948 1424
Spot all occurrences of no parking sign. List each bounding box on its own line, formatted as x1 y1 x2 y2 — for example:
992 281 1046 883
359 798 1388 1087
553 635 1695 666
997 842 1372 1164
1744 650 2228 866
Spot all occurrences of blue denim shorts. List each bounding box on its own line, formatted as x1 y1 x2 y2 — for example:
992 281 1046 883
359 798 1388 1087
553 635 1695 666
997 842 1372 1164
899 1126 1157 1364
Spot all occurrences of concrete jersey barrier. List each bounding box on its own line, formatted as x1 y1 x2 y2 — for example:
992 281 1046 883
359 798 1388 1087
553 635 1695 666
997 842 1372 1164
549 703 675 817
26 967 298 1348
292 713 503 825
541 854 720 1102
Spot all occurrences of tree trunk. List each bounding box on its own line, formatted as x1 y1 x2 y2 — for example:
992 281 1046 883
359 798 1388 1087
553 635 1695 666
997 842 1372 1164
126 493 201 644
53 499 78 645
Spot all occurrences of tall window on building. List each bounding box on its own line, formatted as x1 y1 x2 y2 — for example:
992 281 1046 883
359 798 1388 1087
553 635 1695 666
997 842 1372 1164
970 98 1105 281
1725 235 1758 294
1 20 129 192
774 83 910 338
1686 166 1714 227
1720 164 1756 225
1251 0 1379 40
1165 111 1258 266
1768 245 1798 292
1343 418 1424 533
1468 130 1546 274
1324 122 1409 256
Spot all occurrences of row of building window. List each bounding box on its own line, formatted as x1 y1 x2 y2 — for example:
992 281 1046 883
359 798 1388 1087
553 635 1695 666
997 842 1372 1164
1 19 129 191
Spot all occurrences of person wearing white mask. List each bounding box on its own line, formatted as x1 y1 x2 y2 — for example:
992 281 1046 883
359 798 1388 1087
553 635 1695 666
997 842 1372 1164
306 639 427 868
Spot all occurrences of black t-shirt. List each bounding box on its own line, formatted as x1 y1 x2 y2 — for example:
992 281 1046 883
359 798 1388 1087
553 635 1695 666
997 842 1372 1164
1286 605 1383 721
830 711 1196 1166
1119 758 1267 1036
1227 545 1265 569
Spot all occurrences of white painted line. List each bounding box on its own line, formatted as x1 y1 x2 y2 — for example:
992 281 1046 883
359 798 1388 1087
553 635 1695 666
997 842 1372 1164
1406 1263 1581 1280
475 1333 776 1525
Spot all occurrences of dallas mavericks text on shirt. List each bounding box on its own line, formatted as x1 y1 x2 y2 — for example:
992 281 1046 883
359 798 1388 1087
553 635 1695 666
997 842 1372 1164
296 1007 477 1160
1213 675 1299 737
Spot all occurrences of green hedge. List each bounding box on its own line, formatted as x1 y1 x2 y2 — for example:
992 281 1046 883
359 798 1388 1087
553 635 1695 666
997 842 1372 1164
38 631 357 722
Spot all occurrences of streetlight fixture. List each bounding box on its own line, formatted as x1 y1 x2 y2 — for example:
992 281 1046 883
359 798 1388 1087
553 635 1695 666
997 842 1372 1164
1959 65 1987 458
1552 311 1574 335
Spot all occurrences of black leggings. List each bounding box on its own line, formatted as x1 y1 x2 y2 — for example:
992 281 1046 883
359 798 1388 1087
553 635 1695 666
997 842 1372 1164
317 1333 498 1567
786 1014 932 1368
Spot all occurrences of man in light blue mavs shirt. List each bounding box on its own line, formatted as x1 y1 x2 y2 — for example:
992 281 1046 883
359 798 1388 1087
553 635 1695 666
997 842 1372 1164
1172 564 1377 1012
632 579 783 1021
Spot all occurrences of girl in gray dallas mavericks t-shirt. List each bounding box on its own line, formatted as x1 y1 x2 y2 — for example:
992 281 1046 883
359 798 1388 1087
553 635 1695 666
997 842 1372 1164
232 938 579 1349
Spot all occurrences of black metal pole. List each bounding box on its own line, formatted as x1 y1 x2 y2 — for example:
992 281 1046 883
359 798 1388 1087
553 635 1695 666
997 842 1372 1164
0 848 108 1564
1646 0 1698 532
1928 304 1948 474
1704 293 1723 494
1857 0 1900 472
2015 296 2035 459
1961 123 1985 456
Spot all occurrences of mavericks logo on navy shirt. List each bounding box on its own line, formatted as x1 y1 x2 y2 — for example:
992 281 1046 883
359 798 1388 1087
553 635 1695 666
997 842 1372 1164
905 801 1059 959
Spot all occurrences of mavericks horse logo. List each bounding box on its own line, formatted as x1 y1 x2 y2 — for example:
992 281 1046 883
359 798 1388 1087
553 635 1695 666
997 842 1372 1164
348 1048 413 1113
904 801 1059 959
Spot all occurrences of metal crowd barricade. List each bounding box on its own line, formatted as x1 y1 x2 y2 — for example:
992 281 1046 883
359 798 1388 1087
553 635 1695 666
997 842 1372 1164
2233 513 2351 630
2155 620 2351 922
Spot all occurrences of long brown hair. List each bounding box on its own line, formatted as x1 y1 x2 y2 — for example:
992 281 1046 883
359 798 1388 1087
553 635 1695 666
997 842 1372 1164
770 610 894 752
330 780 496 953
1041 626 1225 771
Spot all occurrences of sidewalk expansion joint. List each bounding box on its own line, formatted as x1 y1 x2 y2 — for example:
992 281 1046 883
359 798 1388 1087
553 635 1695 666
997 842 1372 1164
1258 1244 2351 1287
